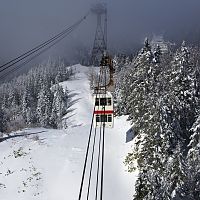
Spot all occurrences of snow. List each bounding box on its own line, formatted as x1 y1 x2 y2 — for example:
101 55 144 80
0 64 138 200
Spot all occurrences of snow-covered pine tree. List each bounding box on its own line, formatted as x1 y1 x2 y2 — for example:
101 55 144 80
167 41 196 145
115 65 132 116
0 105 6 133
153 45 162 64
165 143 187 199
55 70 62 83
115 39 153 116
118 39 170 199
175 115 200 199
50 84 68 128
37 80 53 127
22 86 36 125
5 84 24 131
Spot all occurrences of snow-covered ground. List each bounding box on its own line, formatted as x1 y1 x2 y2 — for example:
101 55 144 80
0 64 138 200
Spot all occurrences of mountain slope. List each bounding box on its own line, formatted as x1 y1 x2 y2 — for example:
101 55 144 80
0 64 137 200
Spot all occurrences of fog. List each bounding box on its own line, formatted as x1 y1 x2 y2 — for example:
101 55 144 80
0 0 200 66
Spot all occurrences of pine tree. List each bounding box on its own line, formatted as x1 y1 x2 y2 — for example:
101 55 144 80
176 115 200 199
37 83 53 127
166 42 198 153
153 45 162 64
0 106 6 133
50 84 68 128
22 86 36 125
120 39 167 199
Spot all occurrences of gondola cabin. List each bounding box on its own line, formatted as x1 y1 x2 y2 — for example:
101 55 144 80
93 92 114 128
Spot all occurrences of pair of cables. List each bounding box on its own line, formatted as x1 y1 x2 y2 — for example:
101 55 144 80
0 12 89 80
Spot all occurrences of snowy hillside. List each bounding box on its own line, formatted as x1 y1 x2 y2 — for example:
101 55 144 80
0 64 137 200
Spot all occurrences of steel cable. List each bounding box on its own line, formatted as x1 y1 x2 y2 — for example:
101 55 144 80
0 25 76 80
0 12 89 71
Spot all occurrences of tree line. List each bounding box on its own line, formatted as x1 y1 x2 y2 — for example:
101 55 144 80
115 40 200 199
0 59 74 133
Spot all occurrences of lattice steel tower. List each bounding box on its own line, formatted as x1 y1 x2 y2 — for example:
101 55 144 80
90 2 107 66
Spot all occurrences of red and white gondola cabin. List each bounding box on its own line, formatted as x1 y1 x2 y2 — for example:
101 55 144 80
93 92 114 128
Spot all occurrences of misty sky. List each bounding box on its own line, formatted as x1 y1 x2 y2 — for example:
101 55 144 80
0 0 200 63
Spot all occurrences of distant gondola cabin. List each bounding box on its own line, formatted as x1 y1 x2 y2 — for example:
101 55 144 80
93 92 114 128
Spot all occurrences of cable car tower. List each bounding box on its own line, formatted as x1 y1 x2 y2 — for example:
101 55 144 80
90 2 107 66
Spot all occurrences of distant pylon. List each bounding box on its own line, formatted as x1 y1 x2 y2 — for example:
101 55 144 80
91 3 107 66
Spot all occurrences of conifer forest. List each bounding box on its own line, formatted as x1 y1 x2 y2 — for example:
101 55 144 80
115 40 200 199
0 60 73 133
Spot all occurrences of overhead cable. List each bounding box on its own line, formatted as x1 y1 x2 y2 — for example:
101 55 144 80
0 12 89 74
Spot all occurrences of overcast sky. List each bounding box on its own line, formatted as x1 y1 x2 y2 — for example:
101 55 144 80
0 0 200 63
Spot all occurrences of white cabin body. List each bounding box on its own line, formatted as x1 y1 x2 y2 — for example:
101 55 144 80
93 92 114 128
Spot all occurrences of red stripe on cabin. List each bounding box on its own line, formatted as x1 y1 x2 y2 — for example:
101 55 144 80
94 110 114 114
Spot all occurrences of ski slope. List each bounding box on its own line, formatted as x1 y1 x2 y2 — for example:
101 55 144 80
0 64 138 200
